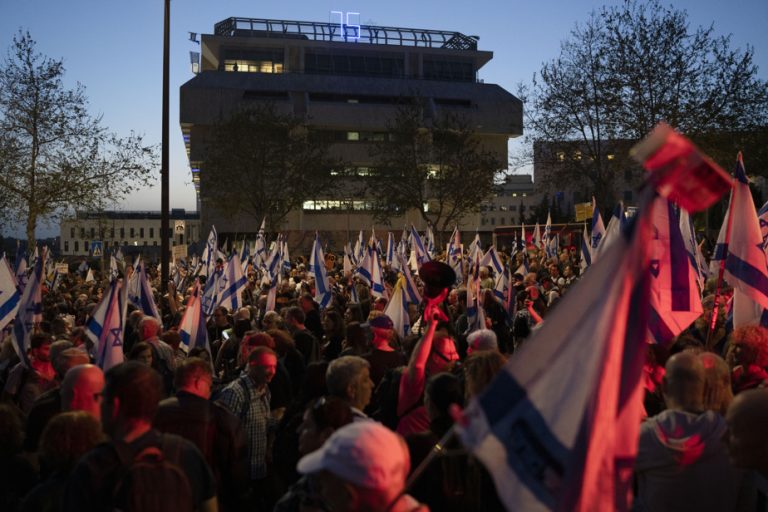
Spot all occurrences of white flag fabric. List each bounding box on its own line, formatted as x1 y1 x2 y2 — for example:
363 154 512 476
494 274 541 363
647 197 703 343
678 208 708 294
11 249 45 367
127 257 160 319
590 198 606 262
86 278 127 371
217 253 248 312
480 246 504 276
179 280 211 357
85 269 95 283
308 234 332 309
722 155 768 326
0 255 21 332
457 198 654 512
533 223 541 249
580 223 591 272
383 277 411 339
596 204 623 260
410 225 431 267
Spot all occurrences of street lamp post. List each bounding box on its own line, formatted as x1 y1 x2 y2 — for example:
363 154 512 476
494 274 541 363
160 0 170 299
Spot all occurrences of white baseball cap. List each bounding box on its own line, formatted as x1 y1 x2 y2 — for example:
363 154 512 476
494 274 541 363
297 421 410 491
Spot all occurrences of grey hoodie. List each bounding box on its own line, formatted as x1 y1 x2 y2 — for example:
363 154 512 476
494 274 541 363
633 409 751 512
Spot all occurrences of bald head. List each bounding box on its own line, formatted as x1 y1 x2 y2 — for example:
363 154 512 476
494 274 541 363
61 364 105 420
726 389 768 475
662 352 705 411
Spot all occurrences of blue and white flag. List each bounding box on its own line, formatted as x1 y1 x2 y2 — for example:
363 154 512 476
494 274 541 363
721 155 768 326
240 237 251 273
679 208 708 294
596 203 623 260
480 246 504 276
309 233 332 309
280 236 291 275
544 213 555 259
11 249 45 367
468 231 482 262
647 197 702 344
355 230 365 263
86 277 127 371
590 197 606 261
410 225 431 267
457 196 655 512
466 250 486 334
179 280 211 357
386 232 397 268
580 223 592 272
201 267 223 317
127 257 160 319
217 253 248 312
15 255 28 295
533 222 542 249
400 254 422 305
426 225 436 258
519 223 527 252
369 245 387 299
254 219 267 268
109 255 119 282
200 225 218 278
0 255 21 332
384 277 411 339
493 266 512 315
447 226 463 285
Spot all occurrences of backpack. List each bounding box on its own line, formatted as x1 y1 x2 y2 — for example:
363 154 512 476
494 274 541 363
148 343 175 395
112 434 195 512
373 366 407 430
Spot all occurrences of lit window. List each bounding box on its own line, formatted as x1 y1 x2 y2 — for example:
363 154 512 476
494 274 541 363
512 193 518 197
557 152 565 161
574 151 582 160
347 132 360 141
607 154 615 160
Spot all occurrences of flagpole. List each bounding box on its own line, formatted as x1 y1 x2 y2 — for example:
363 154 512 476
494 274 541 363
707 190 735 348
160 0 171 302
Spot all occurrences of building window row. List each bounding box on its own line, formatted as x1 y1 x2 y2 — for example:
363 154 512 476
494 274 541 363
303 199 389 211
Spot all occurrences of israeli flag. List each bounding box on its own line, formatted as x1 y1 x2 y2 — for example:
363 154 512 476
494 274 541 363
0 255 21 332
679 208 708 294
409 225 431 267
386 232 396 267
127 257 160 319
647 197 703 344
11 249 45 367
580 223 592 272
458 195 655 512
384 278 411 339
399 254 422 305
201 267 223 317
426 225 436 258
369 245 387 299
217 253 248 313
86 277 127 371
596 203 623 260
109 255 119 282
466 250 486 334
480 246 504 276
721 155 768 326
468 231 482 261
179 279 211 358
240 237 251 273
309 233 332 309
200 225 218 278
15 255 28 295
590 198 606 259
447 226 463 285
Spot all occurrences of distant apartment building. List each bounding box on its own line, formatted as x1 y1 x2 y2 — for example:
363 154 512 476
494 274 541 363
180 16 522 247
480 174 540 229
59 210 201 257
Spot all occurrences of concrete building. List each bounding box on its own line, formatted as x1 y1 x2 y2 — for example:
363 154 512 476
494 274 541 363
480 174 539 231
59 210 201 257
180 16 522 249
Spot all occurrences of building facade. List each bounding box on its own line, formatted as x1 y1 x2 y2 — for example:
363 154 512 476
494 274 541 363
180 17 522 249
59 210 201 257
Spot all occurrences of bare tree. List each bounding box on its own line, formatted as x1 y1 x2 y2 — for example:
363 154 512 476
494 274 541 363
370 99 503 236
0 31 157 250
521 0 768 210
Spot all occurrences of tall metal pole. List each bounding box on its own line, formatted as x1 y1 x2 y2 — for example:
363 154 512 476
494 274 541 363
161 0 170 299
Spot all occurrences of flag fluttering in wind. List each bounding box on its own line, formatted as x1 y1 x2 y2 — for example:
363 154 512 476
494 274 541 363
308 233 332 309
458 197 654 511
715 155 768 327
447 226 463 285
647 197 703 344
11 249 45 367
199 225 218 278
0 254 21 332
384 277 411 339
179 280 212 357
596 203 624 260
410 225 431 268
590 197 606 261
127 256 160 319
217 253 248 313
580 223 591 272
86 277 127 371
480 246 503 276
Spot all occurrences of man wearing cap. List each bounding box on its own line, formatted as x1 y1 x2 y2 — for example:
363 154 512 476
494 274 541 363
364 314 406 388
296 421 428 512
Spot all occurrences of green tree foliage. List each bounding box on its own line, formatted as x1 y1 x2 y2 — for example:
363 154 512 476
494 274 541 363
370 99 503 235
520 0 768 210
0 31 157 249
202 104 338 232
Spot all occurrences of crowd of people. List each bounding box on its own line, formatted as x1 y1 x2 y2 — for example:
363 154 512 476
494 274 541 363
1 241 768 511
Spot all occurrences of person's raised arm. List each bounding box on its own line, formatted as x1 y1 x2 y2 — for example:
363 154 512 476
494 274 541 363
405 289 449 381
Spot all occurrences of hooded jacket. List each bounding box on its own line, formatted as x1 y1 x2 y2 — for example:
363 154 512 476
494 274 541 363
633 409 750 512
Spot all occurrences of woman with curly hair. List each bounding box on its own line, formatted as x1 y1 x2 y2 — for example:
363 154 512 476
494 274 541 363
725 325 768 394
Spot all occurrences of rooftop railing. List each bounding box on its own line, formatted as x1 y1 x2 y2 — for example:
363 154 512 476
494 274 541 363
213 17 479 51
